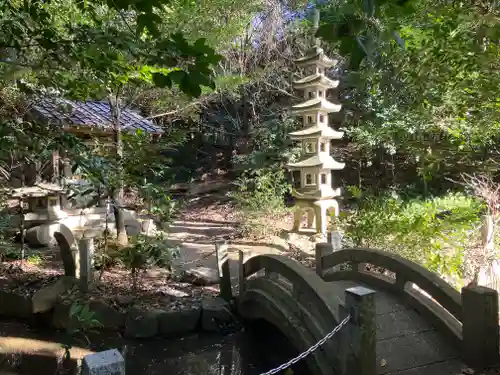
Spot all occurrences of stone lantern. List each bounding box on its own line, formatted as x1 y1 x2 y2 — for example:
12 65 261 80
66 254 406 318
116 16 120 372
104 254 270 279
287 12 344 234
9 183 68 245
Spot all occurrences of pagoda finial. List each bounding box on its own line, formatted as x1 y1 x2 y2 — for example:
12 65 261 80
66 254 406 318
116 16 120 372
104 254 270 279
313 8 320 48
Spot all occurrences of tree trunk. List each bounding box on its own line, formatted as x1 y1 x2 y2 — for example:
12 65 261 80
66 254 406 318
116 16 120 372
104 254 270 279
109 94 128 246
239 88 252 155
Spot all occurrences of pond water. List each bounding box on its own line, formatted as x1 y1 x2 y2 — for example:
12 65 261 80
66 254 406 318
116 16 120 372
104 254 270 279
0 319 313 375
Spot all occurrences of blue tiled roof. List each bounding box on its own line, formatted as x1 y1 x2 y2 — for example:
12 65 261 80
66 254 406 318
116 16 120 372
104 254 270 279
32 98 163 134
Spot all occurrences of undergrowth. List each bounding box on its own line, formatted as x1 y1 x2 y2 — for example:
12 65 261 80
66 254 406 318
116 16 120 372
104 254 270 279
338 188 485 286
232 169 291 239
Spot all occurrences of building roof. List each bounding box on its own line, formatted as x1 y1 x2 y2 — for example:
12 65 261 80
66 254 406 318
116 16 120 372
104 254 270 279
287 155 345 170
293 73 339 90
291 98 342 114
289 125 344 140
32 98 163 134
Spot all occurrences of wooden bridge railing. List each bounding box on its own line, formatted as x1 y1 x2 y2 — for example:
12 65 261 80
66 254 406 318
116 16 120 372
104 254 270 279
315 244 500 370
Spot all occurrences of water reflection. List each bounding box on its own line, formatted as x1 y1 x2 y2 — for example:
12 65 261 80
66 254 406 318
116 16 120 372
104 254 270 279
0 320 313 375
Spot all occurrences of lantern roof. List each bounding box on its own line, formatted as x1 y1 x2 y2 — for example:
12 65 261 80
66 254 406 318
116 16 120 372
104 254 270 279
293 47 338 69
293 74 339 90
287 155 345 170
289 125 343 140
291 98 341 114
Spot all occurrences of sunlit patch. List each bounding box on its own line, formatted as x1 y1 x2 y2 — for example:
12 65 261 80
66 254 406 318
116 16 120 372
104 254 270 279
0 336 93 359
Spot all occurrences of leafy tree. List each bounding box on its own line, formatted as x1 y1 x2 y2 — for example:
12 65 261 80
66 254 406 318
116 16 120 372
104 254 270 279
312 0 500 194
0 0 249 244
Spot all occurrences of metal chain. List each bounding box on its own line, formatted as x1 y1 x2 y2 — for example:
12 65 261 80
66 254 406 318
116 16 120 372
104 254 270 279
175 249 217 267
259 314 351 375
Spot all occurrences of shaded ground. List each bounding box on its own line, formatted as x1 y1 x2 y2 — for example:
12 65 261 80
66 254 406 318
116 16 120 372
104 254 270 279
0 192 303 312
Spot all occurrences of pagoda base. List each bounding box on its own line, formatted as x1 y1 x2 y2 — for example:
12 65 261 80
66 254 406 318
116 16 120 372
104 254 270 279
291 198 339 234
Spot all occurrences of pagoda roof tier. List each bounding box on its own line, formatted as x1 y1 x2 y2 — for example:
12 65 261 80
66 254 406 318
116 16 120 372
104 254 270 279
289 125 343 140
287 155 345 170
293 47 338 68
291 98 341 114
293 74 339 90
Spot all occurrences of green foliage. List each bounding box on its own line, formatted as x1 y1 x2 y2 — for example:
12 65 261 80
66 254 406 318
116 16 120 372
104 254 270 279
118 233 180 289
94 232 179 284
232 116 301 171
0 0 224 99
62 301 103 361
233 169 291 239
0 196 17 261
68 302 103 334
147 194 179 229
68 130 182 221
316 0 416 69
315 0 500 194
339 190 483 281
94 234 123 271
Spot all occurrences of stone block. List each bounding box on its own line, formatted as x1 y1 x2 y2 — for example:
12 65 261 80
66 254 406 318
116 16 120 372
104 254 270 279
81 349 125 375
124 307 161 338
180 267 219 286
89 300 125 330
32 276 74 314
124 220 141 236
51 300 76 330
158 307 201 337
201 297 239 333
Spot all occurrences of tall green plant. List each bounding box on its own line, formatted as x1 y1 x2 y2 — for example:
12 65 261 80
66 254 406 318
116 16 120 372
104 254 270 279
118 233 179 291
339 190 483 283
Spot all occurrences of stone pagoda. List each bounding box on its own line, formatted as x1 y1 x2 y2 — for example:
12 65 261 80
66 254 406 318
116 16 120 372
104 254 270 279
287 9 344 234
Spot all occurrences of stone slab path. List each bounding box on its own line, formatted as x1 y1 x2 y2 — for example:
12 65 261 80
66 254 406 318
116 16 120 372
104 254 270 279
324 279 466 375
168 219 285 292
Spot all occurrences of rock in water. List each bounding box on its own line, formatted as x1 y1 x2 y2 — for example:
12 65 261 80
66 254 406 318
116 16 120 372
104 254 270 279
201 297 239 333
180 266 219 286
158 307 201 337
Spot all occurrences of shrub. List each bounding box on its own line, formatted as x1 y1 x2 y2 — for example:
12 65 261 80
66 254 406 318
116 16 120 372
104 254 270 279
118 233 180 291
94 232 179 289
338 189 484 284
232 168 291 239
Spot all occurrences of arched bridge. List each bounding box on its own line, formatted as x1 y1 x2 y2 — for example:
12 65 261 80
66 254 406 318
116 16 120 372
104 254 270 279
236 245 500 375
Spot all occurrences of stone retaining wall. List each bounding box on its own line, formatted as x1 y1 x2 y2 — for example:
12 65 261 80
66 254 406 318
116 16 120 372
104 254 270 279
0 283 241 339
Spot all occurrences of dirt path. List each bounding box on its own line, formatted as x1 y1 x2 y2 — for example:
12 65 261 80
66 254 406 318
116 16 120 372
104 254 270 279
169 218 287 291
167 193 317 290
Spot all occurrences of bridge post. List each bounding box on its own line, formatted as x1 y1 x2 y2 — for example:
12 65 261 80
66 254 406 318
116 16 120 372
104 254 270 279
77 237 95 293
315 243 332 277
215 241 232 302
327 230 343 250
462 285 500 370
238 250 245 294
343 286 377 375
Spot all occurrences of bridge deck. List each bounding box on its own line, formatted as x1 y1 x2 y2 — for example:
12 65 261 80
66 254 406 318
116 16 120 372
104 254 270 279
330 280 465 375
